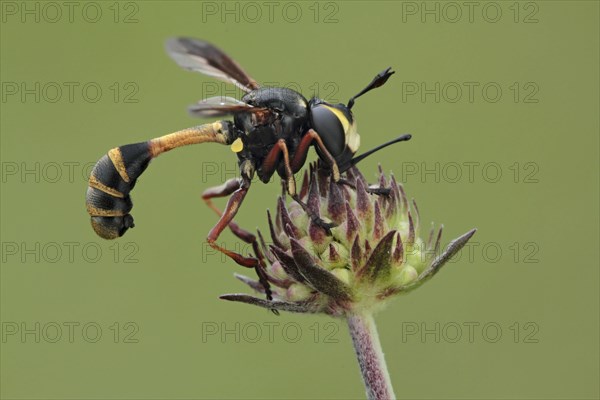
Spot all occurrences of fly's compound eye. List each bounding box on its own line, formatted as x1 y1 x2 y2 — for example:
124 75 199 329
309 103 360 160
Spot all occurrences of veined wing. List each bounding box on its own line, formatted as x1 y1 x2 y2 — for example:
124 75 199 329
166 37 260 92
188 96 268 117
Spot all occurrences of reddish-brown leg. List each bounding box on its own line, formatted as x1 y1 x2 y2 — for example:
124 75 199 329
202 178 256 244
203 169 258 268
261 139 296 194
290 129 340 181
259 137 336 232
202 175 276 304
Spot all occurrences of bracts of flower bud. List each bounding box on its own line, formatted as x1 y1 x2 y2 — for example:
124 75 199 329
221 162 476 317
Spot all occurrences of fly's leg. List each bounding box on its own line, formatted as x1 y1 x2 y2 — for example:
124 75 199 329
261 138 335 233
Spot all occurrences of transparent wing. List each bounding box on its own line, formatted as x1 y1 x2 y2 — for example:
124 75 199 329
166 37 260 92
188 96 268 117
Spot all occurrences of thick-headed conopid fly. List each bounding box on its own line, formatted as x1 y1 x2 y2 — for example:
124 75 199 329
86 37 411 269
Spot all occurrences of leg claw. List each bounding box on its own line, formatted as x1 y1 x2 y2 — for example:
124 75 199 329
366 187 391 196
311 216 337 234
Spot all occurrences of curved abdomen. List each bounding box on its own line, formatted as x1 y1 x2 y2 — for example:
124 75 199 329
86 122 233 239
86 143 152 239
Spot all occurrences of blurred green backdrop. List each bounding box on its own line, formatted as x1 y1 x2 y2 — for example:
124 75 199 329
1 1 598 399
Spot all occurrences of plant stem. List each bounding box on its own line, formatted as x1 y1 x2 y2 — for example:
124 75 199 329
347 312 396 400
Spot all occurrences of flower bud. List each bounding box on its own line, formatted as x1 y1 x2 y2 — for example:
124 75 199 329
221 163 476 316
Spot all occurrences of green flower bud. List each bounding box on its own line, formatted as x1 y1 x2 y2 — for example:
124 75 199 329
397 265 418 286
222 164 476 316
286 283 313 302
332 267 352 285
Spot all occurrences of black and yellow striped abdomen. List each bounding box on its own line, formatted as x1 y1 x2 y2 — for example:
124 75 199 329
86 122 234 240
86 142 152 239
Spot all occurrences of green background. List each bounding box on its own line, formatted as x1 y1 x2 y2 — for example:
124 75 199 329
1 1 598 399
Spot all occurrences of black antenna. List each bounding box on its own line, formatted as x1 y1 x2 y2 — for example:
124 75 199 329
350 134 412 166
347 67 395 109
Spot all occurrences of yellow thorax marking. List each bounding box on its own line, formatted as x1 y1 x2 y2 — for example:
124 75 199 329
230 137 244 153
322 105 350 133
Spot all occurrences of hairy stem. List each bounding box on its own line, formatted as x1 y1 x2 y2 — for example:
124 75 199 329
347 312 396 400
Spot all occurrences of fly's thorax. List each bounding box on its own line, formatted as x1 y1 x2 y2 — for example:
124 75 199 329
232 87 309 160
235 87 308 133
